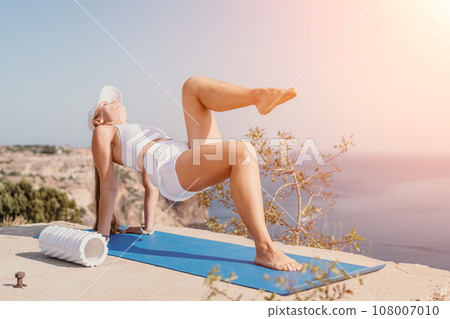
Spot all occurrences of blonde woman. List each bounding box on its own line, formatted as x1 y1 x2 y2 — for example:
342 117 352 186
88 76 301 271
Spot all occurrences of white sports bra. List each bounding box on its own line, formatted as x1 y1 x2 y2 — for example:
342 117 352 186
112 123 172 173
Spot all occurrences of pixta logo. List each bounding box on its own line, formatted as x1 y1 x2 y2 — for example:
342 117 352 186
191 137 325 166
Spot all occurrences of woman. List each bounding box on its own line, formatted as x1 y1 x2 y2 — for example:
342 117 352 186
89 76 301 271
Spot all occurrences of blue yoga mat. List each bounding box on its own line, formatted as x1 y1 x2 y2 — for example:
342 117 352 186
35 228 385 295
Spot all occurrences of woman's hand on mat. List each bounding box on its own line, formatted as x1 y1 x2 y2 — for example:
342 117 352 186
122 226 142 234
122 225 155 235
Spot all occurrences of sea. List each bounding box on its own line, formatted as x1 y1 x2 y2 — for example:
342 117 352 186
207 152 450 271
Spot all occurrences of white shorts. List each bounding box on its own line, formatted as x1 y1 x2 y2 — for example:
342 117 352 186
144 140 211 201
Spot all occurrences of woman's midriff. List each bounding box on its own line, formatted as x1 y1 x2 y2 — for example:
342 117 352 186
111 129 172 173
136 137 172 173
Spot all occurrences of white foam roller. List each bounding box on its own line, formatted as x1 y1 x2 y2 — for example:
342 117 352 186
38 225 108 267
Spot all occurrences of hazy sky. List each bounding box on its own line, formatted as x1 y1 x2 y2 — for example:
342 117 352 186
1 0 449 154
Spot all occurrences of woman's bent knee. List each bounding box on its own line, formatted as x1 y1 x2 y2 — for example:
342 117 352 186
182 76 204 95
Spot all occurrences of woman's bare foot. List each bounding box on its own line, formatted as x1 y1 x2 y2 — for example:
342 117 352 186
254 244 303 271
255 87 298 115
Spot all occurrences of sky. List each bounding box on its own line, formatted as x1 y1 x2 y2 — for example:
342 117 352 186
1 0 449 155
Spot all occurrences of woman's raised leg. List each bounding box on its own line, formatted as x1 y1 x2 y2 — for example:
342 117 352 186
181 76 297 148
176 76 301 271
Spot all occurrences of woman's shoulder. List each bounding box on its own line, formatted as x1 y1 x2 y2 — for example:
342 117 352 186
92 125 117 143
93 124 117 133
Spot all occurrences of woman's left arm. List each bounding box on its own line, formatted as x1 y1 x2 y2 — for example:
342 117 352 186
141 171 159 233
